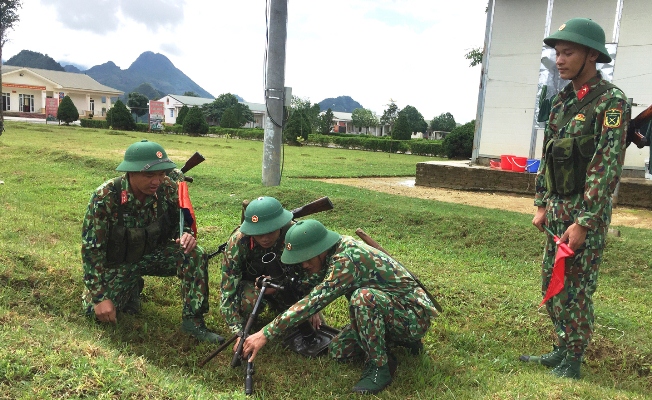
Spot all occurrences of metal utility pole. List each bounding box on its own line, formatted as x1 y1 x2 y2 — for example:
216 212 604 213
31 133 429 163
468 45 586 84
262 0 288 186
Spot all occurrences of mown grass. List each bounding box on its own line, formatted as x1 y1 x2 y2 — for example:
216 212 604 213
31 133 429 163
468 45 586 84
1 121 651 399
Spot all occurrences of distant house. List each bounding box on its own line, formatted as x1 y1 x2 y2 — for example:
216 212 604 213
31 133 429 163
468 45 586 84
328 111 390 136
1 65 123 118
158 94 266 128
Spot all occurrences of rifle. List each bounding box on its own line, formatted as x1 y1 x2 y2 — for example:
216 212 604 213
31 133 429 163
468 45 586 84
178 151 205 182
355 228 443 313
626 104 652 148
207 196 334 260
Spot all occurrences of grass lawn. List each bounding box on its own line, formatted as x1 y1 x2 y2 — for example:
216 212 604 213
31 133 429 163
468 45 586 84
1 121 651 399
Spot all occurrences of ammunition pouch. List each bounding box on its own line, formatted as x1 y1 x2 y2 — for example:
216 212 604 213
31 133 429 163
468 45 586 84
545 134 595 196
107 218 165 265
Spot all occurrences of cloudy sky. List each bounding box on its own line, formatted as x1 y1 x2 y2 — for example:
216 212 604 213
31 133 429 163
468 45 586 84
3 0 489 123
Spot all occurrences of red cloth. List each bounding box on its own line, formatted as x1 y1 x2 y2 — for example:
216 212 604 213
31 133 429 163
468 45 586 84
178 181 197 237
539 235 575 307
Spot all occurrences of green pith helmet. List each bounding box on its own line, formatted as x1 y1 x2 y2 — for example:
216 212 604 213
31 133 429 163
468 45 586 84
544 18 611 63
281 219 341 265
239 196 293 236
116 140 177 172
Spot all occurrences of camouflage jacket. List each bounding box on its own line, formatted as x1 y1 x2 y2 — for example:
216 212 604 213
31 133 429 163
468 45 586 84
81 174 183 304
262 236 439 339
220 223 317 334
534 72 630 244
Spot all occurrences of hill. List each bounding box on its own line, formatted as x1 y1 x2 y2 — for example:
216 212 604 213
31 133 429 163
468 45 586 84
318 96 363 113
5 50 65 71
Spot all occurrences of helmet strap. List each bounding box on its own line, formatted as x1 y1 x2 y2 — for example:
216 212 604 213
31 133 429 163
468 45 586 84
570 49 590 83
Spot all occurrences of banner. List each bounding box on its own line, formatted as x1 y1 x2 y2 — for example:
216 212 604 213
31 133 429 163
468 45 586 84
45 98 59 122
149 101 165 131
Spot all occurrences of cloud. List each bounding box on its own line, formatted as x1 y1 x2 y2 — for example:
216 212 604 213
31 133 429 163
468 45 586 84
121 0 185 31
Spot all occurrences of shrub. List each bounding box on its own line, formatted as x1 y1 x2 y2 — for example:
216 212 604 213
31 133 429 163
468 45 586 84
56 95 79 125
106 99 136 131
80 119 109 129
183 106 209 136
176 105 189 126
443 120 475 159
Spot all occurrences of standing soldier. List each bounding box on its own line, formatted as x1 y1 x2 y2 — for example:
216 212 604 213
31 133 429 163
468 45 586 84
523 18 630 379
81 140 224 343
242 219 439 395
220 196 322 339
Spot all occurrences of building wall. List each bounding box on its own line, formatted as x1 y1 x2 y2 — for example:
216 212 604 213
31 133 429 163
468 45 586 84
478 0 652 175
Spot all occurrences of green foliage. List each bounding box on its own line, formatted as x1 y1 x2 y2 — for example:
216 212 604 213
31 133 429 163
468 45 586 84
176 104 189 126
201 93 238 125
443 120 476 158
127 92 149 118
106 99 136 131
380 100 399 130
80 119 109 129
222 103 254 128
430 112 457 132
399 105 428 134
465 47 484 67
290 96 320 132
129 83 165 100
183 91 199 97
219 107 239 128
56 95 79 125
351 108 378 133
391 113 412 140
317 108 334 135
283 108 312 144
182 106 209 136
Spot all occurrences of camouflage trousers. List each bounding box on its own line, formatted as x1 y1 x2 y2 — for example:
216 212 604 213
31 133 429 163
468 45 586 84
541 225 602 361
231 280 288 332
329 288 431 366
82 243 210 320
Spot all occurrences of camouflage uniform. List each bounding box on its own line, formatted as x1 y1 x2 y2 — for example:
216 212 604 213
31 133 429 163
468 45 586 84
220 225 295 334
262 236 438 366
81 174 210 320
534 72 630 361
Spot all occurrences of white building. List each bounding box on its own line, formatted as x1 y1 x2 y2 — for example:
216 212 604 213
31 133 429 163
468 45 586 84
159 94 267 128
473 0 652 177
1 65 123 117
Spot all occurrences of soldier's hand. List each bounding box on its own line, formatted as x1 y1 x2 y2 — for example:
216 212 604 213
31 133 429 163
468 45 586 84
94 299 117 324
177 232 197 254
243 330 268 362
532 206 546 232
558 223 588 252
309 313 322 330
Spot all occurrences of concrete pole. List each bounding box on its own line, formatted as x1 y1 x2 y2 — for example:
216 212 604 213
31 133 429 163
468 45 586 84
262 0 288 186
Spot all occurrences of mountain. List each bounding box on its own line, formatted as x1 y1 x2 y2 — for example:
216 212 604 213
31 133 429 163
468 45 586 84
317 96 363 113
131 83 166 100
85 52 213 98
5 50 65 71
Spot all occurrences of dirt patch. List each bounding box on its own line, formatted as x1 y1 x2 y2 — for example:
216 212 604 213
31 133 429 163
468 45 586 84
314 177 652 230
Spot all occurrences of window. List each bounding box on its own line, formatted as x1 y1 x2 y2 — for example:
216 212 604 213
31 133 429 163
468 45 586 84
18 94 34 112
170 109 174 117
90 99 95 115
2 93 10 111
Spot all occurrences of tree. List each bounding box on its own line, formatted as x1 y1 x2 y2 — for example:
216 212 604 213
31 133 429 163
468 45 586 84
464 47 483 67
106 99 136 131
317 108 334 135
0 0 23 129
183 106 209 136
201 93 238 125
290 95 320 132
283 108 312 145
176 105 189 125
380 100 399 136
226 102 254 127
443 120 476 158
220 107 239 128
183 91 199 97
351 108 378 134
391 113 411 140
127 92 149 121
398 105 427 134
430 112 457 132
56 95 79 125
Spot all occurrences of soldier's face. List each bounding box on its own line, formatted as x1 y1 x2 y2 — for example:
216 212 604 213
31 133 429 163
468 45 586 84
253 230 281 248
301 252 326 274
554 41 595 81
128 171 166 197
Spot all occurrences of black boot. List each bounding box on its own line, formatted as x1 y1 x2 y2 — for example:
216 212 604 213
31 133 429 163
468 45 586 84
519 344 566 368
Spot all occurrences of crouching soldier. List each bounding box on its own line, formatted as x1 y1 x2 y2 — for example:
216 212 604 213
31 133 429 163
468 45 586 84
242 219 439 395
81 140 224 343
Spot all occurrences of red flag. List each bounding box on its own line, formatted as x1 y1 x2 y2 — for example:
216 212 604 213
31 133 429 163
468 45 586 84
178 181 197 237
539 234 574 307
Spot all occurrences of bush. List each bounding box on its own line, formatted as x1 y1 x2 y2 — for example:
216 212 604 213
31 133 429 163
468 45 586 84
183 106 209 136
80 119 109 129
56 95 79 125
409 140 444 156
106 99 136 131
283 110 312 144
443 120 475 159
176 105 189 126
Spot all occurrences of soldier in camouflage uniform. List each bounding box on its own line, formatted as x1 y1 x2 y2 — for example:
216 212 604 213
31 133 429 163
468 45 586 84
81 140 224 343
242 219 439 395
521 18 630 379
221 197 322 343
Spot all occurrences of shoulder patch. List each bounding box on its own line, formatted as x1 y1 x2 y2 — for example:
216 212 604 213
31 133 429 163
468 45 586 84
604 108 622 128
